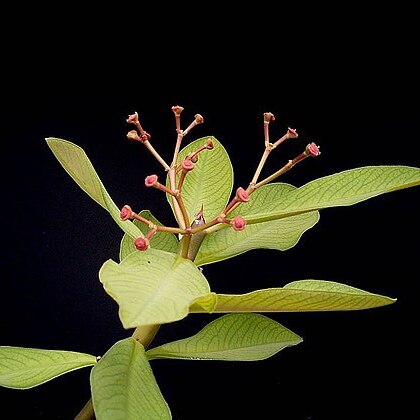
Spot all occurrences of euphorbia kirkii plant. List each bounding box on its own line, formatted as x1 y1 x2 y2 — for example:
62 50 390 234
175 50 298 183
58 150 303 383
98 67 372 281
1 106 419 419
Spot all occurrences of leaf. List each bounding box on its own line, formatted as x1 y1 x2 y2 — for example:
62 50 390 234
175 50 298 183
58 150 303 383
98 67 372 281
195 183 320 265
91 338 170 420
119 210 178 261
190 280 395 313
147 313 302 361
167 136 233 221
240 166 420 224
100 248 211 328
0 346 96 389
46 138 142 239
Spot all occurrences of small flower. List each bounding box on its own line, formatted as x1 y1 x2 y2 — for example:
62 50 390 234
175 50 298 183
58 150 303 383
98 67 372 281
231 215 247 231
235 187 250 203
287 127 298 139
127 130 141 142
194 114 204 124
126 112 139 124
205 138 214 149
181 159 195 171
140 132 151 141
145 174 159 187
264 112 275 122
120 205 133 221
134 237 149 251
305 142 321 157
171 105 184 115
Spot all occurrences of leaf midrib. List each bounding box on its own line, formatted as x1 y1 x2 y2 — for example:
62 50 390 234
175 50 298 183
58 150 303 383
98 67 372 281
149 339 301 359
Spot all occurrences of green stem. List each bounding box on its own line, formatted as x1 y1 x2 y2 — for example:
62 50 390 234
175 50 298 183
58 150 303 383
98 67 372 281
74 325 161 419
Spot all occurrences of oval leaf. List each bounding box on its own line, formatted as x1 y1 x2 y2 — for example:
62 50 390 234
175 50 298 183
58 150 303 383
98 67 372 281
147 314 302 361
100 248 211 328
241 166 420 223
190 280 395 313
195 183 320 265
91 338 170 420
120 210 178 261
46 138 142 239
167 136 233 221
0 347 96 389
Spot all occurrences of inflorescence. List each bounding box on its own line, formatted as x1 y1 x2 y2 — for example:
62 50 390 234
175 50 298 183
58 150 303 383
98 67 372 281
120 107 320 258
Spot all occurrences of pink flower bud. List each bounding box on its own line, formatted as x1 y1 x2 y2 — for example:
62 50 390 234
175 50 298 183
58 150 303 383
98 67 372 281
287 127 298 138
205 138 214 150
120 205 133 221
264 112 275 122
235 187 250 203
140 132 151 141
182 159 195 171
134 237 149 251
126 112 139 124
171 105 184 115
305 142 321 157
145 174 158 187
127 130 141 142
194 114 204 124
231 215 247 231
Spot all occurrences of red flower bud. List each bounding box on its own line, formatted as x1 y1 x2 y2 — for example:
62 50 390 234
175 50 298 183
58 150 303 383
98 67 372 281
264 112 275 122
171 105 184 115
305 142 321 157
134 237 149 251
231 215 247 231
140 132 151 141
120 205 133 221
126 112 139 124
127 130 141 142
205 138 214 150
182 159 195 171
235 187 250 203
287 127 298 138
194 114 204 124
145 174 158 187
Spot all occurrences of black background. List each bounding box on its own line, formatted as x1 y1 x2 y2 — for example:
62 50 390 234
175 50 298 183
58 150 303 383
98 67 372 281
1 15 419 420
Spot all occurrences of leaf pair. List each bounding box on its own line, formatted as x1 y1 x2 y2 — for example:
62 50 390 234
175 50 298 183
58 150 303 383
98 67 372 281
100 248 395 329
0 314 302 419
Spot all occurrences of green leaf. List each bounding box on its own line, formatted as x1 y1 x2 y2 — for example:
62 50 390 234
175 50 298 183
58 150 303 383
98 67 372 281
195 183 320 265
241 166 420 224
167 136 233 221
0 347 96 389
91 338 170 420
119 210 178 261
100 248 211 328
147 313 302 361
46 138 142 239
190 280 395 313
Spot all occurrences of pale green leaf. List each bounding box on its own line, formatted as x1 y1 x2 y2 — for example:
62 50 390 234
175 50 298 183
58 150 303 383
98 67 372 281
0 347 96 389
119 210 178 261
46 138 142 239
195 183 320 265
167 136 233 221
240 166 420 224
147 313 302 361
190 280 395 313
91 338 170 420
100 249 211 328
